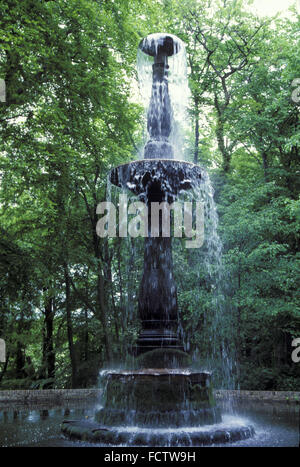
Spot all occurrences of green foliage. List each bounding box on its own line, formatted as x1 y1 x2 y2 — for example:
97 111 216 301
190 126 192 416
0 0 299 392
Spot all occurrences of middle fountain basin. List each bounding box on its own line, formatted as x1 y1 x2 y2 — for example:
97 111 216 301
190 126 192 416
110 159 202 203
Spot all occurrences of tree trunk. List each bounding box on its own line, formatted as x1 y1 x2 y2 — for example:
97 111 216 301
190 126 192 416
15 311 26 379
84 309 89 362
97 264 113 363
0 353 9 383
194 97 200 164
92 228 112 363
236 268 242 384
262 151 269 182
42 291 55 387
64 263 78 388
16 341 25 379
216 116 231 173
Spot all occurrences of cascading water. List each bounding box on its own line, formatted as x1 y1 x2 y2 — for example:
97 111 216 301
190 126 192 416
137 33 190 160
177 171 236 392
61 33 254 446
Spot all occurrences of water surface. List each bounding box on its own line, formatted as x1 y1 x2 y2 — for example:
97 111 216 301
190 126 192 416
0 399 298 447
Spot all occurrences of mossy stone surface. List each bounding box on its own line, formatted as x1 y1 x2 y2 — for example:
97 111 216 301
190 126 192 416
94 369 221 426
136 349 192 369
95 406 221 427
102 371 214 412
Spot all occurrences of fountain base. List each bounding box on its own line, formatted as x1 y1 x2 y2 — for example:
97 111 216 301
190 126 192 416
61 367 255 445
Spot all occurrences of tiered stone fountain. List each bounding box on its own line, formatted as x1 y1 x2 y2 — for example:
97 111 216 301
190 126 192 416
61 33 254 446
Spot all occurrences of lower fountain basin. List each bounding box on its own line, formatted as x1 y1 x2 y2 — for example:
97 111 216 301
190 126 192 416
61 419 255 446
61 369 255 445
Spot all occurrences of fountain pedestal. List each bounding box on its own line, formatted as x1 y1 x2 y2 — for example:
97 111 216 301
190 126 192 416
110 158 202 354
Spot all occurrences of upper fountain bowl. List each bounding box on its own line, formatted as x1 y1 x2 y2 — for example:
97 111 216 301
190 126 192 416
139 33 183 57
110 159 202 204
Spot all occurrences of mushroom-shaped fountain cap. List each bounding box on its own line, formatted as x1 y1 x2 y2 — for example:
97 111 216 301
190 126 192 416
139 33 182 57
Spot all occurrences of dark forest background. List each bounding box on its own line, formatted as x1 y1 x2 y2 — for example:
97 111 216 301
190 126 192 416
0 0 299 391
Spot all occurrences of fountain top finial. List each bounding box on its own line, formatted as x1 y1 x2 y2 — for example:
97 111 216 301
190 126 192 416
139 33 182 58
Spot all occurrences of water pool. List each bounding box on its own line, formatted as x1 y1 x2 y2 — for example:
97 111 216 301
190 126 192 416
0 399 298 447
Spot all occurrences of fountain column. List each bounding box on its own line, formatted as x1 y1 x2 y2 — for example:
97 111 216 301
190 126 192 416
136 35 182 355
